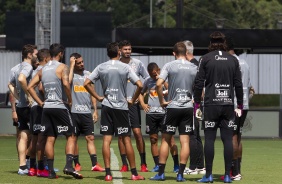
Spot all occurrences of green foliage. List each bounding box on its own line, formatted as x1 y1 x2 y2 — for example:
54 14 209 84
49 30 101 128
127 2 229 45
250 94 279 108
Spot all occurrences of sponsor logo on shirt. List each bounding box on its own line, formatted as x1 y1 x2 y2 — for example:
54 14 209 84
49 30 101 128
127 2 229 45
106 88 119 92
205 121 215 128
74 104 89 112
101 125 108 131
117 127 129 134
176 88 189 93
215 89 230 98
166 125 176 132
215 83 230 88
215 55 228 60
57 126 68 133
149 89 158 97
178 64 190 69
106 65 119 70
74 85 87 92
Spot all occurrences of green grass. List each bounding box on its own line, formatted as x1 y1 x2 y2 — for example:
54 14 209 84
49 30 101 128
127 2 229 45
0 136 281 183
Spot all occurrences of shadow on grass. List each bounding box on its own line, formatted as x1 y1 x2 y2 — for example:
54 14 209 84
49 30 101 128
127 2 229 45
95 175 128 181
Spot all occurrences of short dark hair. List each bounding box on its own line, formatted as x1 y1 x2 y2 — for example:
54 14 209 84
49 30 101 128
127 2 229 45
37 49 50 62
22 44 37 60
147 62 159 72
107 42 119 58
119 40 131 49
173 42 187 56
208 31 227 52
70 53 82 59
225 36 234 51
49 43 65 57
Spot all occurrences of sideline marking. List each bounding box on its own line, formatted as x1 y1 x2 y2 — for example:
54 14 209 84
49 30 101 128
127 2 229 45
110 148 123 184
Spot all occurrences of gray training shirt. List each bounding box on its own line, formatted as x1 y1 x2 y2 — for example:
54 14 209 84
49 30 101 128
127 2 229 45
88 60 140 110
71 70 92 114
233 54 251 110
124 58 149 100
141 77 166 114
9 63 20 86
159 59 197 109
41 60 68 109
15 61 33 108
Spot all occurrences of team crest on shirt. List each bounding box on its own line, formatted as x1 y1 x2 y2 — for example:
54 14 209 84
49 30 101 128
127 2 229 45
130 63 137 72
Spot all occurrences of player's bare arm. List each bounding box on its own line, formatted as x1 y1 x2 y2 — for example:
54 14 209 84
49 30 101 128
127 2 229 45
84 78 104 102
27 70 44 107
61 64 72 107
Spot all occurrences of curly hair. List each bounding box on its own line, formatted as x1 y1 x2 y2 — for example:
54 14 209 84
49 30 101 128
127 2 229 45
208 31 228 52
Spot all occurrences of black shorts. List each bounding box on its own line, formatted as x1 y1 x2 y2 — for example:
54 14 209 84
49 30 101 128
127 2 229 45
30 105 43 135
203 105 236 131
100 105 131 136
235 110 248 135
162 108 193 135
129 103 141 128
145 113 165 135
41 108 75 137
16 107 30 131
72 113 94 136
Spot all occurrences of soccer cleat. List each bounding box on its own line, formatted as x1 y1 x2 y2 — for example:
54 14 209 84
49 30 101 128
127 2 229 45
120 164 129 172
231 174 241 181
140 164 149 172
63 167 83 179
48 170 58 179
220 171 232 181
150 173 165 181
197 174 213 183
173 165 180 173
151 165 160 172
184 168 198 175
75 163 81 171
28 168 37 176
18 168 29 175
176 174 186 182
131 174 145 180
91 163 105 172
224 175 232 183
37 169 49 177
197 168 206 175
105 175 113 181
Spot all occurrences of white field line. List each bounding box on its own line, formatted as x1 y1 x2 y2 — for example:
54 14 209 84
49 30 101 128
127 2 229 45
110 148 123 184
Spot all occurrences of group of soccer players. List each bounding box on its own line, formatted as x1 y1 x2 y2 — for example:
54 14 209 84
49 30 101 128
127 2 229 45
7 31 254 182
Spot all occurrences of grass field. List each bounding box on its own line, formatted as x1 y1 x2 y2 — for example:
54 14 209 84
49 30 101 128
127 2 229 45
0 136 281 184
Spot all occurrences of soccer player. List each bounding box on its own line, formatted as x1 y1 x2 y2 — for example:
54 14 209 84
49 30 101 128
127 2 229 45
27 43 83 179
27 49 51 177
150 42 197 182
226 37 255 180
194 31 243 183
139 62 179 173
182 40 205 175
11 44 38 175
68 53 104 172
118 40 149 172
84 42 145 181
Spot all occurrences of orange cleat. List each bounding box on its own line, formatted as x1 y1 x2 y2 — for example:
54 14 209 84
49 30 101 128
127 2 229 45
37 169 49 177
120 165 129 172
105 175 113 181
91 163 105 172
75 163 81 171
131 174 145 180
140 164 148 172
28 168 37 176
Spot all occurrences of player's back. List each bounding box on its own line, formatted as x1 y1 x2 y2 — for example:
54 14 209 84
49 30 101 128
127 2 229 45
41 60 67 109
